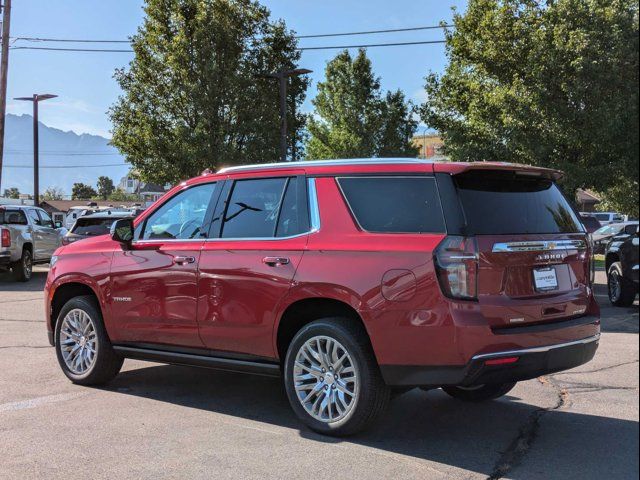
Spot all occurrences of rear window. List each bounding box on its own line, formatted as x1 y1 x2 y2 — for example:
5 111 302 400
337 176 446 233
0 209 28 225
593 213 610 221
72 217 121 236
454 171 583 235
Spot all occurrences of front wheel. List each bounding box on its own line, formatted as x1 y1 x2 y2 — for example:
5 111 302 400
283 318 390 436
12 248 32 282
608 262 637 307
442 382 516 402
55 295 123 385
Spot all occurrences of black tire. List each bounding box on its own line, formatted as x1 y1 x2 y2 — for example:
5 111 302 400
54 295 123 386
283 317 390 436
608 262 637 307
442 382 516 402
11 248 32 282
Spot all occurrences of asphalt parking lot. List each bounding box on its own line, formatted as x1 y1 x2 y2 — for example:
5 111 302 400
0 267 637 480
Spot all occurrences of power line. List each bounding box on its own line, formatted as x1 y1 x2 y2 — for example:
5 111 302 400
11 24 453 44
11 39 446 54
3 163 128 168
5 151 121 155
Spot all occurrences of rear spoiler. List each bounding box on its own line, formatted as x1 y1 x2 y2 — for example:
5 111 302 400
433 162 564 181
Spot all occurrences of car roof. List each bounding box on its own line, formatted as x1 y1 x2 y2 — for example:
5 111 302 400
78 211 133 219
196 158 564 181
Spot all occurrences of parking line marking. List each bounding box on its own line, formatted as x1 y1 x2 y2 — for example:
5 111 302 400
0 392 89 413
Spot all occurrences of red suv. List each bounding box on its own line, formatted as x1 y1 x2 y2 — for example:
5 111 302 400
45 159 600 435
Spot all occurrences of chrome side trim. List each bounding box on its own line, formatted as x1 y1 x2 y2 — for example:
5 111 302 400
307 178 321 233
471 334 600 361
492 239 587 253
218 158 431 174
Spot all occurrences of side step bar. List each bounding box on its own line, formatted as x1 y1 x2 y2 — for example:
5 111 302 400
113 345 281 378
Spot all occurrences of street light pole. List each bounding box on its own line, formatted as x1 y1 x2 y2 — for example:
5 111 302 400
256 68 312 162
14 94 57 206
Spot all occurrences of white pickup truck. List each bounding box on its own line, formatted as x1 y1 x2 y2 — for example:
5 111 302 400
0 205 66 282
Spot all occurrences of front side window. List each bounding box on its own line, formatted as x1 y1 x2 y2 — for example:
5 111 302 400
337 176 446 233
140 183 216 240
27 209 42 226
221 178 287 238
37 210 54 228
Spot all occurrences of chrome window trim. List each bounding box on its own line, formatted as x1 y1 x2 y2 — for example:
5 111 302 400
492 239 587 253
308 177 321 233
472 334 600 361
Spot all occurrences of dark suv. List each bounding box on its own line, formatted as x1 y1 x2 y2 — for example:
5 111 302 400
45 159 600 436
605 225 639 307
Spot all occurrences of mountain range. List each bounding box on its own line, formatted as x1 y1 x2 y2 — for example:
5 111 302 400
1 113 130 197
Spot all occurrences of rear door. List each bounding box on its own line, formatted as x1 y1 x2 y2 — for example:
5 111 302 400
26 209 47 260
450 170 591 327
197 173 309 358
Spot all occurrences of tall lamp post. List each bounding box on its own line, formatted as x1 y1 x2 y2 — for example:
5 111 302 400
256 68 312 162
13 94 57 206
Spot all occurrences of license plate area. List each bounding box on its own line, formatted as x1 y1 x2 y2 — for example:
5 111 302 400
533 267 559 292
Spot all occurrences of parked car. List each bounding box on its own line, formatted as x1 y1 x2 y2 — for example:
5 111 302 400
579 215 602 234
605 225 639 307
62 210 136 246
586 211 625 226
45 159 600 436
1 205 65 281
592 222 639 254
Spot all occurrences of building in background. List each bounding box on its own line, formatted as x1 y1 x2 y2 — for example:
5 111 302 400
412 134 446 160
118 172 169 205
576 189 602 213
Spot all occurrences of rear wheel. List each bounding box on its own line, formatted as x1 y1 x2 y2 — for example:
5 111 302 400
55 295 123 385
11 248 32 282
283 317 390 436
608 262 637 307
442 382 516 402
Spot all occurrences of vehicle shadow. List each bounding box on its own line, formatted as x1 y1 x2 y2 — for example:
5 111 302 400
106 364 638 479
0 270 47 292
594 281 639 334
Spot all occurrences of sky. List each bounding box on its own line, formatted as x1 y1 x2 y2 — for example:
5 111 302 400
7 0 467 138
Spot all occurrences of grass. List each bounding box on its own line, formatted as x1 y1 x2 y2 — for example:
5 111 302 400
593 254 605 270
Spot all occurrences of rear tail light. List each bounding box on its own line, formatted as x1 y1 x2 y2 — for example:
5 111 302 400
1 228 10 248
485 356 519 366
434 235 479 301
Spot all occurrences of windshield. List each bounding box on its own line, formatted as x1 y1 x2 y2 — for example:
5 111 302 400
594 225 621 235
454 171 583 235
71 217 122 236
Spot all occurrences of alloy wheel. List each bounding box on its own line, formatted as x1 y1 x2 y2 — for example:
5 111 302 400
59 309 98 375
609 271 621 302
23 252 32 279
293 336 359 423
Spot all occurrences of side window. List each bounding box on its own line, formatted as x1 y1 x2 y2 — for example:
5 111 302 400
337 176 446 233
27 209 42 226
37 210 54 228
276 177 308 237
140 183 216 240
221 178 288 238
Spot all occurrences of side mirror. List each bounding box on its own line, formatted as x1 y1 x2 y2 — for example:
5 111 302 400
111 218 135 245
54 221 63 229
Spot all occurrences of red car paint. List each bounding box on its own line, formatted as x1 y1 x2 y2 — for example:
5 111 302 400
45 160 600 380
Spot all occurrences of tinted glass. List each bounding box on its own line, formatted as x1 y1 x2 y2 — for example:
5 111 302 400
221 178 287 238
276 178 307 237
141 183 216 240
0 209 28 225
580 216 601 230
593 213 610 221
37 209 54 228
454 171 583 235
337 177 446 233
27 209 42 226
72 217 121 236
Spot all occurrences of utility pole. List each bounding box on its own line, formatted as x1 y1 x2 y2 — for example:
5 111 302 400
256 68 312 162
14 94 57 207
0 0 12 193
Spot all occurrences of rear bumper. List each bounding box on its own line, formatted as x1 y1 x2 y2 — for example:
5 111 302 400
380 332 600 387
0 251 11 267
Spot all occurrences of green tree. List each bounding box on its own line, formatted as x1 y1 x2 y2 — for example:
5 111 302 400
71 183 98 200
108 188 139 202
422 0 639 215
109 0 308 185
3 187 19 199
41 187 65 201
96 176 115 200
307 49 418 159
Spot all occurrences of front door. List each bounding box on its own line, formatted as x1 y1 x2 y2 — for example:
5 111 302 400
197 175 310 359
109 182 218 348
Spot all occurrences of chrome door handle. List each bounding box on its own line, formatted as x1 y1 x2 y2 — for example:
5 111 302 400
174 255 196 265
262 256 290 267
